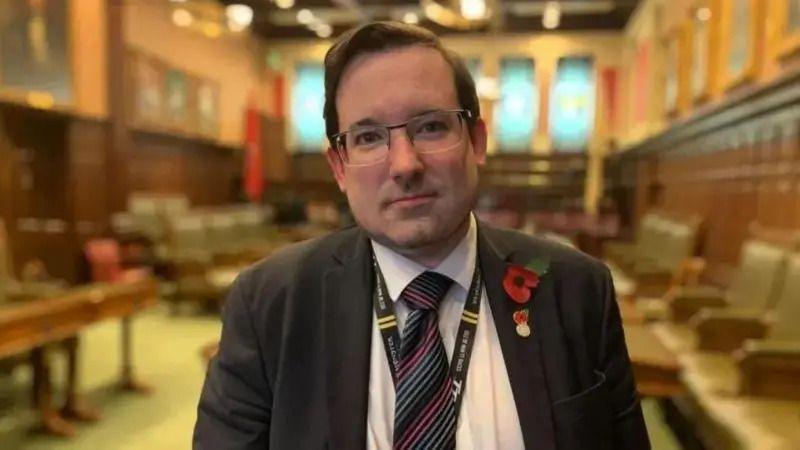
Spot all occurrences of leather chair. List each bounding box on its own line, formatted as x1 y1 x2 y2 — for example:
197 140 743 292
652 236 791 354
734 253 800 399
662 253 800 450
604 212 663 270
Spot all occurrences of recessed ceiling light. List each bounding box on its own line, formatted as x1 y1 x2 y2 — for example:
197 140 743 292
402 12 419 24
460 0 487 20
542 1 561 30
696 7 711 22
226 4 254 32
275 0 295 9
172 8 193 27
297 9 314 24
315 23 332 38
203 22 222 38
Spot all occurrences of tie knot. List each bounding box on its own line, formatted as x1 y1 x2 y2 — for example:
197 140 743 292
401 271 453 311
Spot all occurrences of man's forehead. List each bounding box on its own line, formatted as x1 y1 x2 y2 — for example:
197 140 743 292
336 46 458 124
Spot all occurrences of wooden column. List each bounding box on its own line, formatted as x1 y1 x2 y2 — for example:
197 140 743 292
106 0 129 213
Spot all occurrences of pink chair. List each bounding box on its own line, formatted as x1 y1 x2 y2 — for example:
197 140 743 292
84 239 151 283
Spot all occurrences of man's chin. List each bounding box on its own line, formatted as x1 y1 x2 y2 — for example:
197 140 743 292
385 226 437 249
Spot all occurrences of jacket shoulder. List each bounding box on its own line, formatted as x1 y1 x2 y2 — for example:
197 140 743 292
230 226 360 308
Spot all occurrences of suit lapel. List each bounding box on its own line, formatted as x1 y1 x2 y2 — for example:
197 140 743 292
478 225 557 450
324 231 373 450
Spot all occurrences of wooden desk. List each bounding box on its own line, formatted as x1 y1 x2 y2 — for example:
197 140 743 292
0 278 158 436
625 324 685 397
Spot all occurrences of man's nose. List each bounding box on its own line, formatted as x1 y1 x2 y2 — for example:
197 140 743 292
387 128 424 181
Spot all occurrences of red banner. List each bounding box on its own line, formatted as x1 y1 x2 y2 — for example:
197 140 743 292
243 102 263 203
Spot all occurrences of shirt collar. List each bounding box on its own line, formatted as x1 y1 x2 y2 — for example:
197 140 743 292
371 213 477 302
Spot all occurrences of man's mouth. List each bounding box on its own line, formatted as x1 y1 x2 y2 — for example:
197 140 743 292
386 193 437 208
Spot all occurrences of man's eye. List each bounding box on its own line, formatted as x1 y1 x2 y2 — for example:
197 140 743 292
417 120 449 134
354 131 383 146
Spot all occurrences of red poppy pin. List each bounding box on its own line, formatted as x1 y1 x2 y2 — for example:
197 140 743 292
502 257 549 304
503 257 549 338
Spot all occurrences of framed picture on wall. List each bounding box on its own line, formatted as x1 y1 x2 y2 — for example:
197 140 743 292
127 50 167 129
723 0 762 89
165 69 190 132
194 78 220 139
774 0 800 59
0 0 73 105
690 2 714 103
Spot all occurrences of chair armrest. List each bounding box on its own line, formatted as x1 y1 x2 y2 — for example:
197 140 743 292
603 241 638 268
739 339 800 355
691 308 768 352
667 285 727 323
629 263 674 297
5 280 65 301
735 339 800 400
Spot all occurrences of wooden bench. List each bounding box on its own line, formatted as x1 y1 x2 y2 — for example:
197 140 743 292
0 278 158 437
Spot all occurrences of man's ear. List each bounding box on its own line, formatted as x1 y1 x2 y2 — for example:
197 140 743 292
325 147 347 193
469 118 488 165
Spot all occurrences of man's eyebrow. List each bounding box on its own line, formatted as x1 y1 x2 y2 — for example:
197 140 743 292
350 117 381 128
348 109 447 129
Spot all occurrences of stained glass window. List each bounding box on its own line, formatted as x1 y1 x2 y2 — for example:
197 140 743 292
550 56 595 152
494 58 537 153
291 63 326 152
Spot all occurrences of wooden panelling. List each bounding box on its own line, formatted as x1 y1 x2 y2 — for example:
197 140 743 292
262 116 289 183
609 69 800 285
0 103 76 281
127 129 242 207
0 101 244 283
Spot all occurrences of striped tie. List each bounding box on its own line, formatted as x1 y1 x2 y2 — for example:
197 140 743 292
393 271 456 450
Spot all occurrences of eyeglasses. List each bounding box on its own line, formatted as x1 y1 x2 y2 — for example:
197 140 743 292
331 109 472 166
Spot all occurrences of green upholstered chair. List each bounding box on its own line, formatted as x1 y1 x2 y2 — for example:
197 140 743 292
734 253 800 399
671 239 789 326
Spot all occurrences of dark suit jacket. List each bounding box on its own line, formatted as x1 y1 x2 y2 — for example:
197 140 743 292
194 223 650 449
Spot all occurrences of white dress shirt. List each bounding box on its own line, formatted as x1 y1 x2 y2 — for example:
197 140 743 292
366 214 525 450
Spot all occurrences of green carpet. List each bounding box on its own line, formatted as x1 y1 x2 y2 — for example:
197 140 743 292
0 305 682 449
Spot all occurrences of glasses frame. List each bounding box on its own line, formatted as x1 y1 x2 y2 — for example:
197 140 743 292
331 109 473 166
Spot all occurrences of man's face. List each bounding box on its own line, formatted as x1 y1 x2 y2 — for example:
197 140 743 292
327 45 487 252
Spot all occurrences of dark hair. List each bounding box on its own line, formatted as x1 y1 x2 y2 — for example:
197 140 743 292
323 21 480 146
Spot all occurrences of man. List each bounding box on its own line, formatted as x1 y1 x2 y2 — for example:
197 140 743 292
194 21 649 450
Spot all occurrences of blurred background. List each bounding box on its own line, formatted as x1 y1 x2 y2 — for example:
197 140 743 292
0 0 798 449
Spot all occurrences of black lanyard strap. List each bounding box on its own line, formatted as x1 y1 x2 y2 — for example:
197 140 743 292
371 252 482 419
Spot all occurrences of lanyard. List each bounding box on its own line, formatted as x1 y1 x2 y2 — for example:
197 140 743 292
371 253 482 418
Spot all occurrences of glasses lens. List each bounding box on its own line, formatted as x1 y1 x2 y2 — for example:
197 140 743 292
407 111 464 153
345 126 389 164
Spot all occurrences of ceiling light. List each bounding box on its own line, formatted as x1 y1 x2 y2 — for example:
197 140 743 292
226 4 254 29
274 0 295 9
460 0 487 20
228 19 248 32
172 8 193 27
403 12 419 24
696 7 711 22
315 23 332 38
542 1 561 30
203 22 222 38
297 9 314 24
